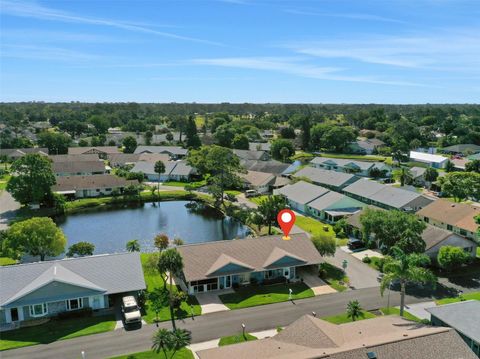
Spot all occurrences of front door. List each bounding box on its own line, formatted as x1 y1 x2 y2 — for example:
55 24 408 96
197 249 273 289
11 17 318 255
10 308 19 322
225 275 232 288
283 268 290 279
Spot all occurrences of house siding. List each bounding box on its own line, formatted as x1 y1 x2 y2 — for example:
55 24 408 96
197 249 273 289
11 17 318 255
426 235 478 259
421 217 478 241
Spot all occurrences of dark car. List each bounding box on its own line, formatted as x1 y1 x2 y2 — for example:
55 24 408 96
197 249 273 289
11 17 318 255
348 239 365 251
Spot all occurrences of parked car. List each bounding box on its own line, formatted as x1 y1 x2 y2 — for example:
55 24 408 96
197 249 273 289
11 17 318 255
121 296 142 326
347 238 365 251
245 189 259 198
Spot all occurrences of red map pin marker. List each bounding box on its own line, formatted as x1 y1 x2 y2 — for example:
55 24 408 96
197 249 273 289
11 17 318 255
277 209 296 240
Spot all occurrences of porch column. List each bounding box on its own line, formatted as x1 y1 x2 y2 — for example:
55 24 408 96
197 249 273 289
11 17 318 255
5 309 12 323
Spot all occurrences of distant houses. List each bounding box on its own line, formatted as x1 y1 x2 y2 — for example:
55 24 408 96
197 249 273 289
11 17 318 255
130 161 194 182
293 166 359 191
107 153 170 168
348 138 385 155
343 178 435 212
0 148 49 160
310 156 391 178
409 151 449 168
239 170 276 194
134 145 188 160
52 161 108 177
441 144 480 156
0 253 145 327
68 146 120 159
233 149 270 161
52 174 138 198
416 199 479 241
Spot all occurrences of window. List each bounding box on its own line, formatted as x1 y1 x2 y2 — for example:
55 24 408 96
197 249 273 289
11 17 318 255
66 298 83 311
447 224 453 231
30 303 47 317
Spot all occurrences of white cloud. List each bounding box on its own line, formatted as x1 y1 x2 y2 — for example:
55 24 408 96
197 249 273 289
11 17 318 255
1 44 102 61
0 0 222 46
283 9 406 24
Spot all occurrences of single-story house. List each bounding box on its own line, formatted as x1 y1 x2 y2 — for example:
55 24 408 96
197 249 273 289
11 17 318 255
343 178 435 211
249 142 271 152
53 161 107 177
130 160 194 182
348 138 385 155
53 174 138 198
0 253 146 327
134 146 187 159
416 199 479 241
306 191 367 223
197 315 476 359
275 181 329 213
176 234 322 294
49 154 100 162
451 158 469 171
468 152 480 161
410 166 427 186
426 300 480 357
107 153 170 168
442 144 480 155
409 151 449 168
233 149 270 161
0 148 49 160
239 170 275 194
68 146 120 159
310 157 391 177
346 208 477 258
293 166 359 191
241 159 290 175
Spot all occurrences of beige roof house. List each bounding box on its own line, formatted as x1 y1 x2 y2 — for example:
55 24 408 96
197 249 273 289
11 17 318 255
49 154 100 162
176 234 321 283
197 315 476 359
239 170 275 188
53 161 107 176
68 146 120 156
53 174 137 192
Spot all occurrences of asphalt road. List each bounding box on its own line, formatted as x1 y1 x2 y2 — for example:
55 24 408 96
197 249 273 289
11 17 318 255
0 191 20 230
1 286 458 359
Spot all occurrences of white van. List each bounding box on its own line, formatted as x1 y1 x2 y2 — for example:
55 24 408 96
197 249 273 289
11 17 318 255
121 296 142 325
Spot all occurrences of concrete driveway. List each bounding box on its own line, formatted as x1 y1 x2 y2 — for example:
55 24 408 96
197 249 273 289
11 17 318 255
0 191 20 230
297 266 336 295
195 290 232 314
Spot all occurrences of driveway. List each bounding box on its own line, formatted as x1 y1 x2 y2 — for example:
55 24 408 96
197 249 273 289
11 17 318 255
325 248 380 289
0 191 20 230
297 266 336 295
195 290 232 314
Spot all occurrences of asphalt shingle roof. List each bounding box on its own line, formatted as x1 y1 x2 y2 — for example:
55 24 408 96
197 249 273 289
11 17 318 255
276 181 329 205
134 146 187 156
53 174 136 191
0 253 146 307
293 167 357 188
68 146 120 155
53 160 106 174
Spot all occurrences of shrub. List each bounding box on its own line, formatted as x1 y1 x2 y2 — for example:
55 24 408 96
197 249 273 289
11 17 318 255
362 256 372 264
437 246 471 271
58 307 93 319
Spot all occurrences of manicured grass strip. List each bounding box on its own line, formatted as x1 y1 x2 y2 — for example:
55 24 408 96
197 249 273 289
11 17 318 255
140 253 201 324
225 190 242 196
380 307 422 322
294 216 336 239
317 153 390 162
0 257 17 266
435 291 480 305
319 263 349 292
218 333 257 346
109 348 194 359
0 315 115 351
322 310 376 324
219 283 314 310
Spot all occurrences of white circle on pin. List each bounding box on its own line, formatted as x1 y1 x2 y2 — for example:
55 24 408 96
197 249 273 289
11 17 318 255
281 212 292 223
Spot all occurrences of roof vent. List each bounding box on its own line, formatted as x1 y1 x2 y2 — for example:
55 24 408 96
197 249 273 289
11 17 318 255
367 352 378 359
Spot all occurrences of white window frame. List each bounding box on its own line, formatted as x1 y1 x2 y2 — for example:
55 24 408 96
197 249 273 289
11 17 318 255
29 303 48 317
66 297 84 311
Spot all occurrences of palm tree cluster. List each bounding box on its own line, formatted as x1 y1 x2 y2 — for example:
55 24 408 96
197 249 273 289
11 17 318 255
152 328 191 359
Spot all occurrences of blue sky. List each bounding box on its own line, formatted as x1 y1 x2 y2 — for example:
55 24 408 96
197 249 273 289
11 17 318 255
1 0 479 103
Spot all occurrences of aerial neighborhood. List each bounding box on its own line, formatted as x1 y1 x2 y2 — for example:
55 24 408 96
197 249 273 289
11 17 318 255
0 103 479 359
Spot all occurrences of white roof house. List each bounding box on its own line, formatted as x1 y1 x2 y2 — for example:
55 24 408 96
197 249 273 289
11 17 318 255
409 151 449 168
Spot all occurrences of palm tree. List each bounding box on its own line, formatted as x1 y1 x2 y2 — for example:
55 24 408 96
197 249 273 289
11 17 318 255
172 237 184 246
151 328 172 359
257 195 286 235
126 239 140 252
393 167 413 186
380 247 436 316
169 329 192 359
346 300 363 321
158 249 184 330
154 160 166 197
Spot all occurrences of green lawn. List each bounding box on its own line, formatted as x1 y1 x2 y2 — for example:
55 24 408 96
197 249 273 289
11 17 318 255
294 216 336 239
225 190 242 196
322 310 376 324
219 282 314 310
218 333 257 346
109 348 194 359
249 195 269 205
435 291 480 305
319 263 349 292
316 153 390 162
0 315 115 351
477 247 480 258
140 253 201 324
365 257 384 272
0 174 11 192
380 307 422 322
0 257 17 266
336 238 348 247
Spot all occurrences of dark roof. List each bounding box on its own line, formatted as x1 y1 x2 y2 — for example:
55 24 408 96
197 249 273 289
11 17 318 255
241 159 290 175
53 161 106 174
426 300 480 343
442 144 480 154
0 148 49 157
0 253 146 308
53 174 137 191
233 149 269 161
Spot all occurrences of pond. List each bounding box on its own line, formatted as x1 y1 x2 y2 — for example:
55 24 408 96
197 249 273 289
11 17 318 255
56 201 250 255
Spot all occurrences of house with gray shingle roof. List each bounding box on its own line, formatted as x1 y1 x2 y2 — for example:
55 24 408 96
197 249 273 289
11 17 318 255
343 178 435 211
134 146 188 159
275 181 329 212
52 174 138 198
310 157 391 178
293 166 359 191
130 160 194 182
0 253 145 326
176 234 322 294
